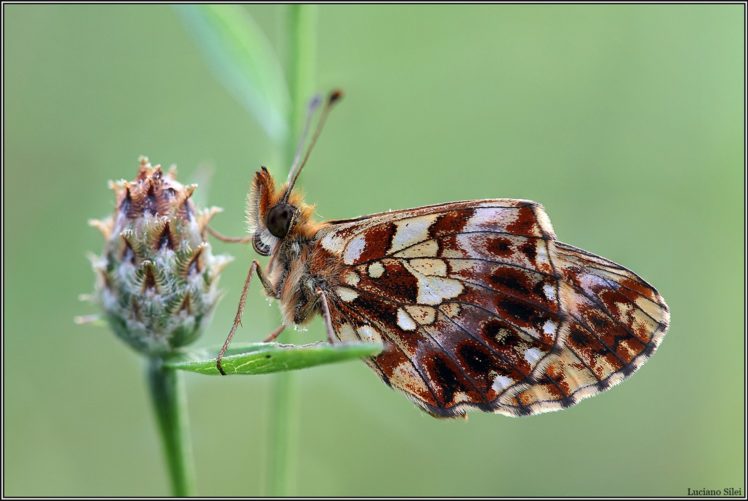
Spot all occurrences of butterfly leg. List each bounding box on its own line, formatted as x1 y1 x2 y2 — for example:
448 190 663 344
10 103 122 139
262 324 286 343
216 260 270 375
315 289 337 344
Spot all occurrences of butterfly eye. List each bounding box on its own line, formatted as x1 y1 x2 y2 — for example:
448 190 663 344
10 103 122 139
266 203 295 238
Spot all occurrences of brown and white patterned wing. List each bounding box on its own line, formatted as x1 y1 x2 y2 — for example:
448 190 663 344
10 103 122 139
313 200 670 418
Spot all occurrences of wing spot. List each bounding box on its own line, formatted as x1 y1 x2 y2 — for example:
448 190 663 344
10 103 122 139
491 374 515 392
336 323 359 342
486 237 514 258
392 239 439 258
344 271 360 286
405 261 464 305
458 342 493 375
368 262 385 278
343 235 367 264
542 319 557 336
396 308 417 331
519 241 537 263
524 347 543 365
357 325 382 343
489 268 530 294
484 319 517 345
389 216 436 254
409 258 448 277
404 305 437 325
335 287 359 302
497 297 539 324
439 303 462 318
430 356 462 405
569 328 590 347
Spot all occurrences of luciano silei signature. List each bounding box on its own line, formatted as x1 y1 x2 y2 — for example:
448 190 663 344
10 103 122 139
687 487 743 496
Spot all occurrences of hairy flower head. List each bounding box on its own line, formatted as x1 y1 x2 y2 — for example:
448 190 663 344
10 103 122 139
88 157 231 355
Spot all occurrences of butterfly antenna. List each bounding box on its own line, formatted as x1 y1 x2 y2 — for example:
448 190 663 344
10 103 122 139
287 93 322 180
283 89 343 201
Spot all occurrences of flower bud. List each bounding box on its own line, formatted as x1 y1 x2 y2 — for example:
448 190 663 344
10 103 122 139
89 157 232 355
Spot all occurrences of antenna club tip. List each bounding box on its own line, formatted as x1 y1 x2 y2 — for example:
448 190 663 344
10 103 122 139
329 89 343 104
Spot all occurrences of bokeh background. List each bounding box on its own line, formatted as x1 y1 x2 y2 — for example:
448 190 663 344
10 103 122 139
4 4 744 496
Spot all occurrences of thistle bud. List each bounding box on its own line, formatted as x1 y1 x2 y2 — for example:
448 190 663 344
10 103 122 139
89 157 232 355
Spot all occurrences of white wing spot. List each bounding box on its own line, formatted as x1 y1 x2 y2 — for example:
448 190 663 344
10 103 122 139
416 276 463 305
397 308 417 331
409 258 447 277
337 323 358 342
335 287 359 302
389 216 436 254
439 303 462 318
368 262 385 278
320 230 347 254
492 375 515 393
404 305 437 325
393 239 439 258
542 319 557 336
543 283 556 301
524 347 543 365
358 325 382 343
402 260 464 306
344 271 360 286
464 207 499 229
343 235 367 264
464 205 519 232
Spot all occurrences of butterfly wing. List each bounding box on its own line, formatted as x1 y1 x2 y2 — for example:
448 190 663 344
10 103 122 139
312 200 670 418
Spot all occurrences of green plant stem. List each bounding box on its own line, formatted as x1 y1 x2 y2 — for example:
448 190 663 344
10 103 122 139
267 4 317 497
284 5 317 162
148 357 196 496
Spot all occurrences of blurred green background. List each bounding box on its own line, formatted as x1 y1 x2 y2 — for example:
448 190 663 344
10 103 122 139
4 4 744 496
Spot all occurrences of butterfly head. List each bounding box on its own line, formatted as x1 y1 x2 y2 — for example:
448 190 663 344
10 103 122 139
246 167 316 256
246 90 342 257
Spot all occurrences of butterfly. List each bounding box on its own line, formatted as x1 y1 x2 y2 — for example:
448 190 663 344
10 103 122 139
214 90 670 419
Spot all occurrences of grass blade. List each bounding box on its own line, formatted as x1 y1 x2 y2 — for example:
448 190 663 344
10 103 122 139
164 342 383 376
175 5 289 141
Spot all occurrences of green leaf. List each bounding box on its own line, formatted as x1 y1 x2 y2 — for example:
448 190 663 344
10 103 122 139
175 5 289 142
164 341 383 375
